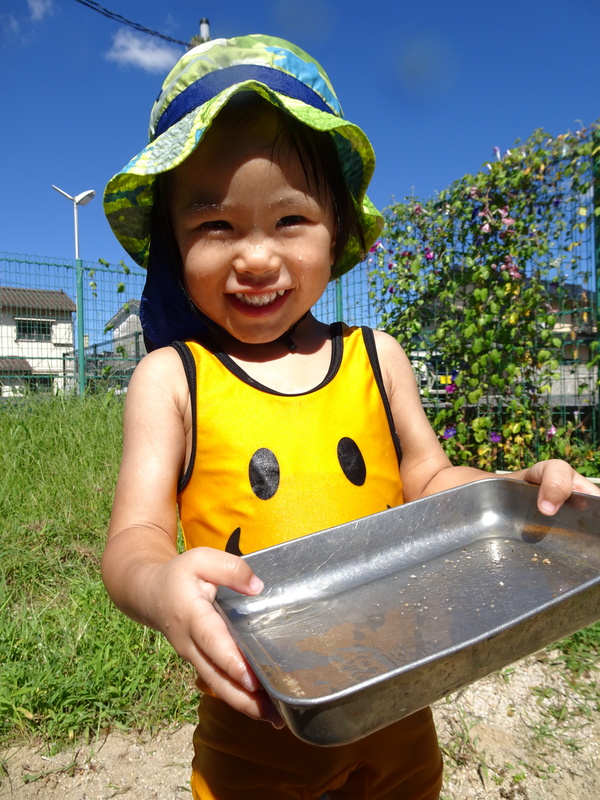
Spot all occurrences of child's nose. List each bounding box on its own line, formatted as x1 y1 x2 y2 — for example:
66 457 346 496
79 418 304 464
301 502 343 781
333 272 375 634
233 237 281 276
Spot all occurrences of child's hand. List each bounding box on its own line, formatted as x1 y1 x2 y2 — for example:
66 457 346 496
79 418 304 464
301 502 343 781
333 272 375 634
514 458 600 515
150 546 284 728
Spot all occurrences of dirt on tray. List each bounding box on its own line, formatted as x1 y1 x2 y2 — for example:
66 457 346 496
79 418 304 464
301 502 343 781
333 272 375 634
1 650 598 800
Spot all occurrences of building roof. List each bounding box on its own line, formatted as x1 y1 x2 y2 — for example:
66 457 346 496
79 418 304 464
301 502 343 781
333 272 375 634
105 298 141 330
0 287 76 313
0 357 32 373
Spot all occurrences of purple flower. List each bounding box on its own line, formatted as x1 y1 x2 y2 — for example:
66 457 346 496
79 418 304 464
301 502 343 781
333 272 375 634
499 206 516 227
424 247 435 261
445 383 457 395
443 425 457 440
546 425 557 440
490 432 502 443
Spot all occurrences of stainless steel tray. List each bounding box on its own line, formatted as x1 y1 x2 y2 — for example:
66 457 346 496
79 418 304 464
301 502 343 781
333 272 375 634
215 479 600 746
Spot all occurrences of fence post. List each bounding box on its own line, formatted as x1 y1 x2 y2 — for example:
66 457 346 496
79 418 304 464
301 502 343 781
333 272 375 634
591 130 600 437
335 278 343 322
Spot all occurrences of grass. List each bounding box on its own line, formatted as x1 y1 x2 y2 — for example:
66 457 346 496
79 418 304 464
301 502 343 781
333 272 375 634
0 393 196 749
0 393 598 751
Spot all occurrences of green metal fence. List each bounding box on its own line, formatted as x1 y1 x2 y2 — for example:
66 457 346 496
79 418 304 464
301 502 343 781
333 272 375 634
1 125 598 441
0 254 145 396
1 240 597 413
0 252 376 398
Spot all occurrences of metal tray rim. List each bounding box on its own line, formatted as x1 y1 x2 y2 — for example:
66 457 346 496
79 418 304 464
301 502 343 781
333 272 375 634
224 573 600 708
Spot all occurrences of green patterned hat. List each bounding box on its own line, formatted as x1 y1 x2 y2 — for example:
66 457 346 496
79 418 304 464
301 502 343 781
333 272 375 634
104 33 382 279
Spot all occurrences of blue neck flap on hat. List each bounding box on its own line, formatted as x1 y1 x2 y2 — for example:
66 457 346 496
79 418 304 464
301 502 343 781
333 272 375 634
140 235 210 351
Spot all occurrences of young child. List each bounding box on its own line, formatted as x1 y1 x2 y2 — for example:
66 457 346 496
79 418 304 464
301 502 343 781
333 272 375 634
102 35 599 800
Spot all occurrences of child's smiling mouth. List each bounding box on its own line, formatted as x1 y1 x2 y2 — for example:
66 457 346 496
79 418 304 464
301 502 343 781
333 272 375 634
233 289 287 308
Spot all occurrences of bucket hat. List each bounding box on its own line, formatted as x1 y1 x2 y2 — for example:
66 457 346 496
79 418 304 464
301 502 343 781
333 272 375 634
104 34 383 349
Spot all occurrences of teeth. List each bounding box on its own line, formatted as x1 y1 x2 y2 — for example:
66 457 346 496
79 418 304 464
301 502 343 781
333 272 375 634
235 290 285 307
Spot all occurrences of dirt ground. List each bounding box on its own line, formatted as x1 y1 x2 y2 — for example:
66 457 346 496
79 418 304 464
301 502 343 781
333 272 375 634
1 650 598 800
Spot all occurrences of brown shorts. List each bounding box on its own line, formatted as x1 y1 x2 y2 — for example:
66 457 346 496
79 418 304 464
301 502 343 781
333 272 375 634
190 696 442 800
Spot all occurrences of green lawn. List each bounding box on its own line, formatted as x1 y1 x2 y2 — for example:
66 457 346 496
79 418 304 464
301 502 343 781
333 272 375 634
0 394 597 748
0 393 196 746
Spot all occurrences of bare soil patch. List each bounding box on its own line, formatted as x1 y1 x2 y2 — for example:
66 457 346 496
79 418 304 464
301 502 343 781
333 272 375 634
1 651 598 799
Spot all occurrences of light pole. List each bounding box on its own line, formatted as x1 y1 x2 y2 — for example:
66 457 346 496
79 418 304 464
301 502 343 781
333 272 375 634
52 185 96 395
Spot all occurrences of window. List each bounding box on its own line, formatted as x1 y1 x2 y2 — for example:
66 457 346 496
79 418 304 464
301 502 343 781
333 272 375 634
25 375 53 392
16 319 53 342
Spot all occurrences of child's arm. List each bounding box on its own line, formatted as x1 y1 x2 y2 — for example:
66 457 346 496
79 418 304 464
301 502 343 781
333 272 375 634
373 330 600 510
101 349 281 726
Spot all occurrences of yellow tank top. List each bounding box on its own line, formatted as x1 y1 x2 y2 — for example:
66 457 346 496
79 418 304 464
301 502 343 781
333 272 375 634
174 323 403 555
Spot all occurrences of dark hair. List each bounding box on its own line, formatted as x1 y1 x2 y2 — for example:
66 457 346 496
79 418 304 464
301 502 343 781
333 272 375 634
261 99 366 268
153 92 365 273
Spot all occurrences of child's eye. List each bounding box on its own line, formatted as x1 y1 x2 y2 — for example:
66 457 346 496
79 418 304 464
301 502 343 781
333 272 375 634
200 220 231 231
278 215 305 227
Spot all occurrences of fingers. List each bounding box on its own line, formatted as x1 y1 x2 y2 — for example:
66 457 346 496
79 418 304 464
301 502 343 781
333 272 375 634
189 546 264 597
522 459 600 516
154 547 282 724
533 459 572 515
186 600 259 689
570 472 600 497
179 605 284 727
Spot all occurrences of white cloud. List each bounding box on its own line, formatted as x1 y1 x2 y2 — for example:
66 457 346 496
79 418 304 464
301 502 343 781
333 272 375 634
105 29 181 73
27 0 54 22
1 14 21 36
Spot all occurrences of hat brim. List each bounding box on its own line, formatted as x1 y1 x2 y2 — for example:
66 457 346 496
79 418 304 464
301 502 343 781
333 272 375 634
104 81 382 279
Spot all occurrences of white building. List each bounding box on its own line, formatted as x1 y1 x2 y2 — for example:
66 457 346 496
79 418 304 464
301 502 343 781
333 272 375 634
104 299 146 363
84 299 147 390
0 286 76 395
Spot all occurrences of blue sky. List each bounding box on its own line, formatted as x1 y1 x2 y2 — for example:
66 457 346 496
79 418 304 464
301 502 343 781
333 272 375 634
2 0 600 270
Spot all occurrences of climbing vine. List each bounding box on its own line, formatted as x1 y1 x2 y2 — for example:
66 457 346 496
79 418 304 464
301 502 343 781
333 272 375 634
370 125 600 473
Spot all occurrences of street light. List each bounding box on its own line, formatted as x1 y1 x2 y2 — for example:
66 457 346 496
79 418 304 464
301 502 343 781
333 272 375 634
52 184 96 395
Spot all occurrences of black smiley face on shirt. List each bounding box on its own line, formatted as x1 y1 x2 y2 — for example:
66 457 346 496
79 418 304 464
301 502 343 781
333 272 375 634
225 437 367 557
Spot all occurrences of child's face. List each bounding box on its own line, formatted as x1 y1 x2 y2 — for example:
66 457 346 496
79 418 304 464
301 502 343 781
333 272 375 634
167 108 337 345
